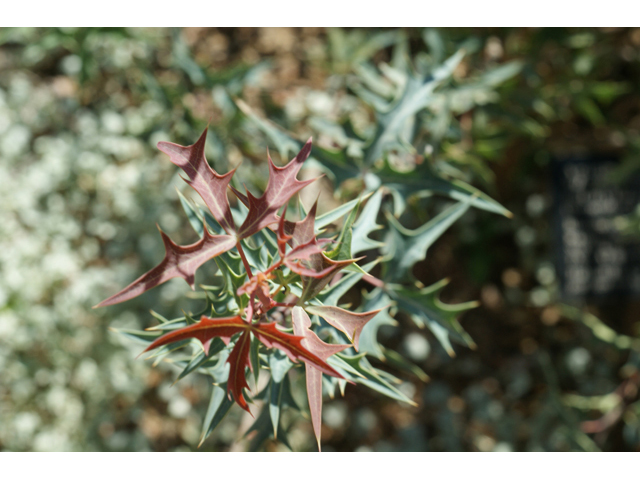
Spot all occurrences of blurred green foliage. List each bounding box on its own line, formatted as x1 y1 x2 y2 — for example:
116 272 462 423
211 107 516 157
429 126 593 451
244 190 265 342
2 27 640 452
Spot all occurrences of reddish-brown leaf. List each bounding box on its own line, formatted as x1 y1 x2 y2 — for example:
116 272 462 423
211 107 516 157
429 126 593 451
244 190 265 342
226 330 253 412
238 197 317 245
141 314 344 414
292 307 348 451
299 254 358 302
95 227 236 308
275 209 332 278
142 315 246 354
252 322 344 379
237 140 317 239
285 200 317 247
304 305 382 351
142 315 254 412
158 128 237 234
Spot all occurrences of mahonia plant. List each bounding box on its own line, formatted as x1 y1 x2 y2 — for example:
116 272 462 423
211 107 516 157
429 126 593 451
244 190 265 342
236 33 517 359
95 129 398 451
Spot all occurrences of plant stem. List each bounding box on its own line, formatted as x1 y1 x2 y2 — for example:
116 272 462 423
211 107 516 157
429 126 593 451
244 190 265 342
273 302 297 308
236 241 253 278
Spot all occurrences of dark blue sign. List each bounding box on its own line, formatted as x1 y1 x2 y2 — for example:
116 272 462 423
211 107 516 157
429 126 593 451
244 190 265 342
553 157 640 299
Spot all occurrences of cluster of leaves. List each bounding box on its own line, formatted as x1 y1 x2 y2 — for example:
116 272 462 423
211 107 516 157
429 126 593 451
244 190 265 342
97 31 522 451
96 129 417 450
239 31 518 359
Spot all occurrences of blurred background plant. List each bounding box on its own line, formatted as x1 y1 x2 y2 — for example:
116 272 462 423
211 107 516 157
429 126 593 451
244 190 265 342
1 27 640 452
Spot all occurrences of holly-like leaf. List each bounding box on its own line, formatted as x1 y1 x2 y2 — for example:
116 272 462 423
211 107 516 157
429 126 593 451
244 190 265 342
314 193 372 232
142 314 345 413
251 322 343 378
285 201 317 247
267 350 293 438
94 226 236 308
227 330 253 412
305 305 382 351
328 353 416 405
299 254 357 302
143 315 247 355
390 278 479 356
383 199 472 283
358 288 398 359
199 382 234 447
350 188 385 255
370 158 511 218
292 307 348 451
274 208 333 279
237 140 317 239
158 128 237 234
362 49 465 166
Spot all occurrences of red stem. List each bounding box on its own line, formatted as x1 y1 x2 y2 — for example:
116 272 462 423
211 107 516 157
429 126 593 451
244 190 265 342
236 241 253 279
273 302 297 308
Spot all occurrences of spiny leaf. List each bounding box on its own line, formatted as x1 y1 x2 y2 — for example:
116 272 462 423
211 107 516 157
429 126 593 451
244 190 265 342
315 258 379 306
292 307 348 451
390 279 479 356
143 314 345 414
358 288 398 359
299 254 357 302
275 206 333 278
314 193 373 232
158 128 237 234
250 333 261 384
246 404 293 452
251 322 344 379
143 315 247 354
237 140 317 238
383 199 472 283
285 201 317 247
363 49 465 165
199 382 234 447
227 330 253 412
326 196 360 262
110 328 159 345
176 337 226 382
267 350 293 439
351 188 384 255
305 305 382 351
94 226 236 308
380 347 429 382
372 158 512 218
329 353 416 406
